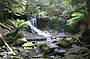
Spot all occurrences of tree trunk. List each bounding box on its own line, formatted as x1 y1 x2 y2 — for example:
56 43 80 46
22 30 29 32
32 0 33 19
87 0 90 30
88 11 90 29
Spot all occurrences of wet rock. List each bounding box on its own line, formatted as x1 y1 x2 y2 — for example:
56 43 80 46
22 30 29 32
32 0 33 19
69 46 89 54
12 56 24 59
57 40 72 48
47 43 58 49
54 48 66 53
49 55 55 59
54 48 66 56
62 55 86 59
66 46 90 57
32 54 44 58
77 47 89 56
69 46 81 53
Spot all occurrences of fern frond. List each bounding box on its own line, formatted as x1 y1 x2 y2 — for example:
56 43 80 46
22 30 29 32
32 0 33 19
0 22 12 31
18 21 31 28
67 12 87 30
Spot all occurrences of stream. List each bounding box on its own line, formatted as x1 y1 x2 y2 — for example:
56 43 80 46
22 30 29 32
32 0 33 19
2 17 89 59
27 17 52 37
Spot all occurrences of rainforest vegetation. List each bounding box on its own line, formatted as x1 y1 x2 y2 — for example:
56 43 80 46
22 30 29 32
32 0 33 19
0 0 90 59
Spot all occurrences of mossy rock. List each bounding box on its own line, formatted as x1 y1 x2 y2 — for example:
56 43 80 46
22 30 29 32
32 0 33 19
36 43 47 49
77 47 90 56
47 43 58 49
57 40 72 48
64 51 72 56
77 47 89 54
62 55 87 59
22 42 34 47
32 54 44 58
12 56 24 59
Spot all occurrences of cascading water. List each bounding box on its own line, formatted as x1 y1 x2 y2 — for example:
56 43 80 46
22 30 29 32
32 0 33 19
58 19 66 35
27 17 51 37
27 17 37 34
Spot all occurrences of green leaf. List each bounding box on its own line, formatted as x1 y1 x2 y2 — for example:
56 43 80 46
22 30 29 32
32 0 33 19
19 21 31 28
16 19 20 23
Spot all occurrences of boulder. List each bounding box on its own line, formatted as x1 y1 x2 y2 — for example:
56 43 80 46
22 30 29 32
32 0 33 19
47 43 58 49
62 55 86 59
57 40 72 48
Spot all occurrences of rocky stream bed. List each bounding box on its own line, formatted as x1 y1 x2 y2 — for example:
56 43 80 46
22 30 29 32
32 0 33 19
0 31 90 59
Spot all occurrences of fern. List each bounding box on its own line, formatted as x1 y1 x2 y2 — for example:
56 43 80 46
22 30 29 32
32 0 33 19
9 19 31 29
67 10 87 32
0 22 12 31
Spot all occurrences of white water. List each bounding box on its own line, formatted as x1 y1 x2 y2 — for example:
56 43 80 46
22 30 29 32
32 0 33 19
3 55 12 59
28 17 51 37
59 19 66 33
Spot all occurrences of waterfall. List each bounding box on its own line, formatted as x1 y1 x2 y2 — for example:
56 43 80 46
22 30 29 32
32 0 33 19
27 17 51 37
59 19 66 34
27 17 37 34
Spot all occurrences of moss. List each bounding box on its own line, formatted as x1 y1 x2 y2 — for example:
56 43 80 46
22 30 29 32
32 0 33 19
32 54 44 58
64 51 72 56
12 56 24 59
77 47 89 54
57 40 72 48
43 47 50 53
22 42 34 47
76 47 90 57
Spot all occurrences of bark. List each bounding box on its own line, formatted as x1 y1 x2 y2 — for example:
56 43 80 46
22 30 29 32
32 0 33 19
88 11 90 29
87 0 90 30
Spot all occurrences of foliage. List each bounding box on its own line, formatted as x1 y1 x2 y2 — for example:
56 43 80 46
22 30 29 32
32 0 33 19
67 10 88 33
0 0 87 20
49 17 61 30
8 18 31 30
4 19 31 43
0 0 27 16
0 22 12 32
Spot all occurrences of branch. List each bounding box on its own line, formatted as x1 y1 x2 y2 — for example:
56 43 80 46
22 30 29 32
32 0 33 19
0 33 16 55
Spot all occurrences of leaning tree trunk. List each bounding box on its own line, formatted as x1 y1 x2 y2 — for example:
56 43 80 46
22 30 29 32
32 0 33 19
87 0 90 30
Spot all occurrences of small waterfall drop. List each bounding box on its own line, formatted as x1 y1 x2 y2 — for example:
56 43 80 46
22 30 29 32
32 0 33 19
27 17 51 37
59 19 66 35
27 17 37 34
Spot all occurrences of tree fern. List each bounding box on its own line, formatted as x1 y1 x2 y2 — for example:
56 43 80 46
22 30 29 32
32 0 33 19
67 10 88 32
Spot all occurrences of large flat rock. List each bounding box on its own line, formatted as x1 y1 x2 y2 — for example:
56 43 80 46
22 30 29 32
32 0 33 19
47 43 58 48
23 31 70 41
